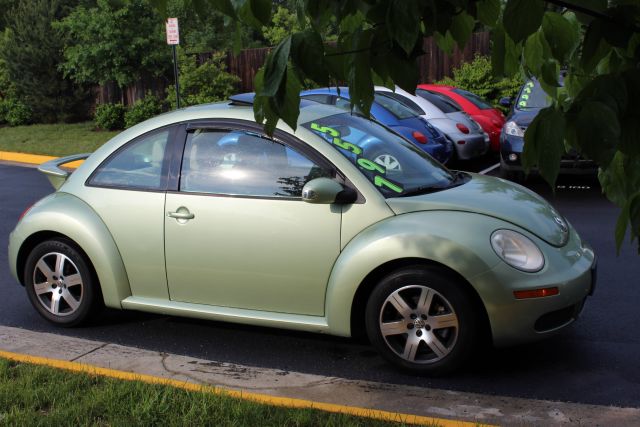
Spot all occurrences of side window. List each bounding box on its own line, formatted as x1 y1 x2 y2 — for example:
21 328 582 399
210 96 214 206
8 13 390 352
335 97 350 110
89 128 171 190
180 129 332 198
301 94 332 105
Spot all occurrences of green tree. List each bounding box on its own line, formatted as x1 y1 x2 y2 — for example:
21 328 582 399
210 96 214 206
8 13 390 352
150 0 640 253
263 5 301 46
166 49 240 108
2 0 92 123
56 0 171 102
437 55 522 113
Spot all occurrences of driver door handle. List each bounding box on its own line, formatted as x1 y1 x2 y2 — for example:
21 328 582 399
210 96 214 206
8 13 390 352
167 210 195 220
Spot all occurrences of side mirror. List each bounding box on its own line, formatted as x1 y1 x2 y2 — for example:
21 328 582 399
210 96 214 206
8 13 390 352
302 178 357 204
499 97 512 108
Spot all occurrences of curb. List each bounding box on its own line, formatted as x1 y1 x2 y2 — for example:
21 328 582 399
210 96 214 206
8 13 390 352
0 150 82 168
0 349 482 427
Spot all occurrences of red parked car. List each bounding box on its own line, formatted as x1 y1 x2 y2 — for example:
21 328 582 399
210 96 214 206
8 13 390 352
417 84 505 152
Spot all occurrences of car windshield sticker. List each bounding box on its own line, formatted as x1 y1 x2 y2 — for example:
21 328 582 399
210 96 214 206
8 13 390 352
309 123 404 194
519 82 536 108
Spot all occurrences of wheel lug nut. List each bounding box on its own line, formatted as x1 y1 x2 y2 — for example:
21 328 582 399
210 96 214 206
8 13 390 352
416 330 422 337
410 314 417 319
58 289 62 294
425 325 431 331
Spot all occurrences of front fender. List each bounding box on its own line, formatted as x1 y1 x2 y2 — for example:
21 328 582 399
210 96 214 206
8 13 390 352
9 192 131 308
325 210 504 336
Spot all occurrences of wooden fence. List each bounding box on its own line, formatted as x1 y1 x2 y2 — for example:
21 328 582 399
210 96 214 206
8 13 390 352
98 32 490 106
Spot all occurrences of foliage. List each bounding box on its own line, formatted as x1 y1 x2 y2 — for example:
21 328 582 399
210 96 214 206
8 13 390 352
94 103 126 131
1 0 92 123
437 55 522 113
263 5 302 46
56 0 170 91
166 49 240 109
0 99 33 126
124 94 163 128
148 0 640 253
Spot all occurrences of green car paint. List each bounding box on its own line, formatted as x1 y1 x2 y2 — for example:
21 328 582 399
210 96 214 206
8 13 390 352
8 101 594 349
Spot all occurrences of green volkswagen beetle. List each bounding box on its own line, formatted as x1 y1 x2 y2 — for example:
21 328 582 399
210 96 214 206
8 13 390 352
8 98 596 374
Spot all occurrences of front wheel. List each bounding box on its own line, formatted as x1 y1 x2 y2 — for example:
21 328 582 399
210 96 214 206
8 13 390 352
365 266 480 375
24 238 101 327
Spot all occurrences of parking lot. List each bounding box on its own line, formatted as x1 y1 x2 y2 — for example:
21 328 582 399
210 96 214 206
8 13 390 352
1 159 638 408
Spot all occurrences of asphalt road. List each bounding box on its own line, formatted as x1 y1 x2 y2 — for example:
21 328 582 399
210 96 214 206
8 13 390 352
1 161 639 408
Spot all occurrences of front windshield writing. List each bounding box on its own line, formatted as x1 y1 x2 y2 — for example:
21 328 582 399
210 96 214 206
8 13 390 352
302 113 453 198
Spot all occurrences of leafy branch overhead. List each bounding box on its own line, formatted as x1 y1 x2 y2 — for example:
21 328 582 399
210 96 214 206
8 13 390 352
150 0 640 252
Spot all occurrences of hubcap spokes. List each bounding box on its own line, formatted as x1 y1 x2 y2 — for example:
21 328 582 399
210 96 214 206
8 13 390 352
32 252 83 317
379 285 459 364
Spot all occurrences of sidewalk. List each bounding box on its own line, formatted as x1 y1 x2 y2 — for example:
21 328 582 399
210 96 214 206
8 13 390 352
1 325 638 426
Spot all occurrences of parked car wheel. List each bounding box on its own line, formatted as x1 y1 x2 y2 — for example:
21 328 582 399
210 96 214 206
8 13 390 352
24 239 101 327
365 266 479 375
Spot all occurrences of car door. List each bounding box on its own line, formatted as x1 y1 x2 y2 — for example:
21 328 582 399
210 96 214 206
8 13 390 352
164 123 342 316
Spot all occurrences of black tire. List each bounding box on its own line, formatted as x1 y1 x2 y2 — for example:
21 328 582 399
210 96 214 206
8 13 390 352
24 238 102 327
365 266 481 375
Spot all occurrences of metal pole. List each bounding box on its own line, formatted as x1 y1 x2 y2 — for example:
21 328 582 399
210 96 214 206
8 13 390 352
172 45 181 109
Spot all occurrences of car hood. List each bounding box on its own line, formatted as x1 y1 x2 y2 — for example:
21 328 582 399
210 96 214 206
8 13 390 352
506 109 539 128
386 173 568 247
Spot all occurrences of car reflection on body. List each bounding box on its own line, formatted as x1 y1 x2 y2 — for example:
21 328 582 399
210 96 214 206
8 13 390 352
8 97 596 374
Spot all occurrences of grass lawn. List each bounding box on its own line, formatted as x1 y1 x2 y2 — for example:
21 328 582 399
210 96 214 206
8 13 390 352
0 358 429 426
0 123 118 157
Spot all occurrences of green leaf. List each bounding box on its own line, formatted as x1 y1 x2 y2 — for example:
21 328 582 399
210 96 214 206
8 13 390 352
524 31 544 74
345 29 375 117
449 11 475 50
540 60 560 89
491 25 506 76
386 0 421 55
614 204 630 253
522 106 566 186
542 12 580 62
434 31 455 55
291 30 328 86
148 0 167 17
503 0 545 43
476 0 501 27
249 0 271 26
209 0 237 19
261 36 291 97
575 101 620 167
503 34 521 77
273 66 302 131
581 20 609 72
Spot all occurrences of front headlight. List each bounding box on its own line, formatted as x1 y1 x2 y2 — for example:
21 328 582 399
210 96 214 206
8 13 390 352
491 229 544 272
504 121 524 137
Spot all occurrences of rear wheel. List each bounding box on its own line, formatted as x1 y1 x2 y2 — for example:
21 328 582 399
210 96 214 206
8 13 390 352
24 239 101 327
365 266 480 375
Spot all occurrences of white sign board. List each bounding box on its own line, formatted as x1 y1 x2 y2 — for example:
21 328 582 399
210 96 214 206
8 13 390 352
166 18 180 45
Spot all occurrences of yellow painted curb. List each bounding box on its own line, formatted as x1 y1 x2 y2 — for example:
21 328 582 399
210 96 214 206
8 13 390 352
0 150 82 168
0 349 490 427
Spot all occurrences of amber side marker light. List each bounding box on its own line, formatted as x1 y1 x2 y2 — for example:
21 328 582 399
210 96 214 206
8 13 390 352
514 287 559 299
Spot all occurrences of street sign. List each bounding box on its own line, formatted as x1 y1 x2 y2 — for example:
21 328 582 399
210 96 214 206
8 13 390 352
166 18 179 45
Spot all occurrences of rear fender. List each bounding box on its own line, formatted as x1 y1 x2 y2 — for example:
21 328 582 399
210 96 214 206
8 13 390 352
11 192 131 308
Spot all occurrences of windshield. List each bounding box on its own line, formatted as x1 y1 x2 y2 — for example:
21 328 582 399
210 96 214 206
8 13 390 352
377 91 426 115
451 88 493 110
515 80 552 110
302 113 456 198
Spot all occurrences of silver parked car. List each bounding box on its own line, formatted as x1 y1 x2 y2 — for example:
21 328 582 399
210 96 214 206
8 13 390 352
377 87 490 160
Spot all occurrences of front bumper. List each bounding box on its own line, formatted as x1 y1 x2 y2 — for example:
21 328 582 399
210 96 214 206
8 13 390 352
471 227 596 347
500 134 598 174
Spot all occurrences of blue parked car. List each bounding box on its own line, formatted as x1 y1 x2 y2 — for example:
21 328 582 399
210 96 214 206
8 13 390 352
301 87 453 165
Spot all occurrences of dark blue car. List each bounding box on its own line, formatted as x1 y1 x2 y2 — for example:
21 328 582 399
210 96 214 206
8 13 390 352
301 87 453 164
499 79 596 180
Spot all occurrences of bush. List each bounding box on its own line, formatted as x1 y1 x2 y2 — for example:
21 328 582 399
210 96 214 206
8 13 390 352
166 49 240 109
438 55 523 113
124 95 162 128
94 103 126 130
0 98 32 126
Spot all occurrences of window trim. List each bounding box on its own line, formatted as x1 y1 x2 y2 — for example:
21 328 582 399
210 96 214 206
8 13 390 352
86 124 180 192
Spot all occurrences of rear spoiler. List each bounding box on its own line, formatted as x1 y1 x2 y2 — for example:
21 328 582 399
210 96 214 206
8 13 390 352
38 153 91 190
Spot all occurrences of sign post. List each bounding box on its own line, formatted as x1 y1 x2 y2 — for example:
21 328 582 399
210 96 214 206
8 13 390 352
166 18 181 109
